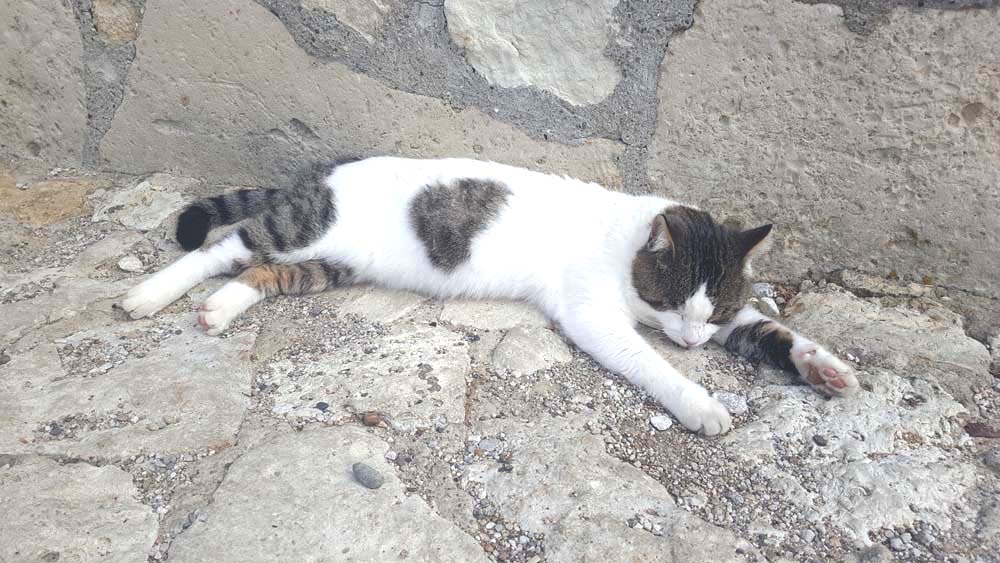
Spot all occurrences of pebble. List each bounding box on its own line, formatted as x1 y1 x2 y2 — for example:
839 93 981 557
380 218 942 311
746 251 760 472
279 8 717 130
384 451 397 461
799 529 816 543
758 297 781 317
649 415 673 431
751 283 776 298
117 255 145 273
361 411 382 426
889 538 905 551
713 392 748 416
314 401 329 412
351 462 384 489
478 438 500 452
813 434 829 446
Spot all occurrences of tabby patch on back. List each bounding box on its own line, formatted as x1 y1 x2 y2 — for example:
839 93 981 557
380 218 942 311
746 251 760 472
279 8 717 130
409 178 511 271
123 156 860 437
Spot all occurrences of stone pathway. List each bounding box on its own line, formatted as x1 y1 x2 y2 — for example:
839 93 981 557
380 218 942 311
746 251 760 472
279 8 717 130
1 169 998 562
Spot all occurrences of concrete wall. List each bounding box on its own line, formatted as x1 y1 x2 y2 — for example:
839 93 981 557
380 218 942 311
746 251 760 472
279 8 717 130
2 0 998 296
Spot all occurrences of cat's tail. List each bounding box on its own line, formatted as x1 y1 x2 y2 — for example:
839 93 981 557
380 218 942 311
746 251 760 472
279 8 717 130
175 188 278 250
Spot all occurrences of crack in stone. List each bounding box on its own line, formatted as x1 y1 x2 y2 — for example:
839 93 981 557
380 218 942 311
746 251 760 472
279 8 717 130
67 0 147 166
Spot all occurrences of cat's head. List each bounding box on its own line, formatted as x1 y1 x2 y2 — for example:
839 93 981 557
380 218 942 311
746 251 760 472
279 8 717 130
632 206 772 349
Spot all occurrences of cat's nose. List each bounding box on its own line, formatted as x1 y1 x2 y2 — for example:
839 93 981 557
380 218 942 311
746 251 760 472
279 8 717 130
683 337 700 348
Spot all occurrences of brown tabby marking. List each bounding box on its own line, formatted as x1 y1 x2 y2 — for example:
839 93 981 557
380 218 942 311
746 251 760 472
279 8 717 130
236 261 354 297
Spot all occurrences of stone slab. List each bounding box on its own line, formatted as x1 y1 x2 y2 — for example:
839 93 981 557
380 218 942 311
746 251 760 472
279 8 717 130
466 415 749 563
491 326 572 375
440 299 549 331
0 318 255 460
0 456 157 563
648 0 1000 296
0 0 87 166
168 427 488 563
264 323 469 431
445 0 622 105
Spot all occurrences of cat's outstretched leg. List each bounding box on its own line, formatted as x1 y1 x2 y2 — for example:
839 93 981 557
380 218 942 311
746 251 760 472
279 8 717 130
122 232 252 319
559 305 732 435
198 261 353 335
713 306 859 396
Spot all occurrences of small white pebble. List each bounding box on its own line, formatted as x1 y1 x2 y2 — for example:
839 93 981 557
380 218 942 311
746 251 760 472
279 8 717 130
649 415 673 431
117 255 145 273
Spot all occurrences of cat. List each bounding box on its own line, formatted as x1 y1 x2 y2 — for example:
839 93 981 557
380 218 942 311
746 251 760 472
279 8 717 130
121 157 859 435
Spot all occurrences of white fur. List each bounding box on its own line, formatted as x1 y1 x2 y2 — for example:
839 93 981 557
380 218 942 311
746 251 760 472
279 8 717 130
199 281 263 336
122 233 251 319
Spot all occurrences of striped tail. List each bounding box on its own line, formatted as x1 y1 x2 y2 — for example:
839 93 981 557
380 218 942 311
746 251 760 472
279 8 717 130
175 188 277 250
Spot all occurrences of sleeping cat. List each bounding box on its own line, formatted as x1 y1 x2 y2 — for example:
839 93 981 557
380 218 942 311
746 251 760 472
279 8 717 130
121 157 859 435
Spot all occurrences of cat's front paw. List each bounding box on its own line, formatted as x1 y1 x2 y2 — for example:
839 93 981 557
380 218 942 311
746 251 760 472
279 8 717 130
792 345 859 397
121 279 175 319
671 385 733 436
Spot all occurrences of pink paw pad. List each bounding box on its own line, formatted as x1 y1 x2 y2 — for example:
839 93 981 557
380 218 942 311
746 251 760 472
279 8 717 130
808 365 847 389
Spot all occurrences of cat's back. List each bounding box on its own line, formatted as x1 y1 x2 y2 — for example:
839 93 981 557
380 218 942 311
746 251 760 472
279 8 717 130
328 156 609 203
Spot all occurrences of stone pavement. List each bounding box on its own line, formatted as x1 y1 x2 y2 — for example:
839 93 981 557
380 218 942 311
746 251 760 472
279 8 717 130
1 168 998 562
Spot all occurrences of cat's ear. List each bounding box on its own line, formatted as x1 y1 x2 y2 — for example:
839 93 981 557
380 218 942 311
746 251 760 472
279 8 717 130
646 214 673 252
738 224 773 260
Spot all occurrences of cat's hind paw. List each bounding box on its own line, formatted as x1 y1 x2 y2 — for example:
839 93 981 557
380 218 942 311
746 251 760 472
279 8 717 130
672 386 733 436
198 282 262 336
793 346 859 397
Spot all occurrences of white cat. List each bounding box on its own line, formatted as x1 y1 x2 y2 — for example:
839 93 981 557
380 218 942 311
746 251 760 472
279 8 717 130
122 157 859 435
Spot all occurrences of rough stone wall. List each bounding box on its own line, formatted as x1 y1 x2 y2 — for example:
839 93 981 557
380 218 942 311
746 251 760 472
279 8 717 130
1 0 998 295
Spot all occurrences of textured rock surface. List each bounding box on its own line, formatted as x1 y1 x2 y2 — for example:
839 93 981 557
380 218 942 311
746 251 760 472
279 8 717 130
649 0 1000 296
784 288 992 408
168 428 488 563
92 174 193 231
0 0 87 166
721 286 987 547
336 286 429 324
101 0 623 188
265 323 470 431
491 326 572 375
93 0 141 42
0 320 255 459
0 176 104 226
440 299 549 331
301 0 397 42
445 0 622 105
466 416 749 562
0 456 157 563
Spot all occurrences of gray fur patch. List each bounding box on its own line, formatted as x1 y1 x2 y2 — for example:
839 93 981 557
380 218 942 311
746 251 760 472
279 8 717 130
239 159 356 255
409 178 511 271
